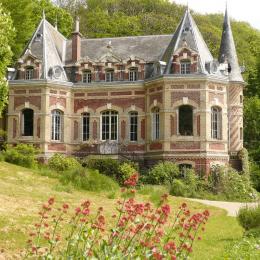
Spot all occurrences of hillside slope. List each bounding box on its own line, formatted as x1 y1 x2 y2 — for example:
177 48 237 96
0 162 243 259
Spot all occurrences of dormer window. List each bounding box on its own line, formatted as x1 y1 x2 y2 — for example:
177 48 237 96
25 67 34 80
106 69 114 82
180 60 191 74
82 70 92 83
129 68 138 81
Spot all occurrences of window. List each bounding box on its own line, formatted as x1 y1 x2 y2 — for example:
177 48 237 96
129 111 138 141
51 110 62 141
178 164 192 175
211 106 222 139
152 107 160 140
25 67 34 80
101 110 118 141
129 68 138 81
240 127 243 140
82 113 90 141
180 61 191 74
22 109 34 136
179 105 193 136
82 71 91 83
106 70 114 82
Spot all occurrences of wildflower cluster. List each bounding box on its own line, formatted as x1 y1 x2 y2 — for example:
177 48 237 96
24 174 209 259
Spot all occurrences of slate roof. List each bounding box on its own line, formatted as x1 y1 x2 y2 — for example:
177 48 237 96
161 7 214 74
218 8 244 82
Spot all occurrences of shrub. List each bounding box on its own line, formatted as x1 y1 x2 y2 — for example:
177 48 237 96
24 175 210 259
169 179 187 197
3 144 38 168
209 166 257 201
59 167 119 192
146 161 180 185
245 227 260 238
250 162 260 192
48 154 81 172
238 148 250 175
86 158 120 179
118 162 136 185
237 205 260 231
183 168 199 197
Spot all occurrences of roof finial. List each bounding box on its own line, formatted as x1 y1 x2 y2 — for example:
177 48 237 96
75 16 80 33
42 9 45 20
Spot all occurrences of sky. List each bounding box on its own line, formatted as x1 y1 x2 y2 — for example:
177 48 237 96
173 0 260 30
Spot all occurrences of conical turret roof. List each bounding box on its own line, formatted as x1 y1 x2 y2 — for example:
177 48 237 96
161 8 213 74
219 8 244 82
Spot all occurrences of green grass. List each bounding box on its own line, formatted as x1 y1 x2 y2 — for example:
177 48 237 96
0 162 245 259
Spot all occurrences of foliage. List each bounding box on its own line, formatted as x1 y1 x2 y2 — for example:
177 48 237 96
244 96 260 165
146 161 180 185
169 179 187 197
0 3 14 115
209 166 257 201
2 143 38 168
237 205 260 231
59 167 119 192
250 162 260 192
24 175 210 259
48 153 81 172
118 162 136 185
224 236 260 259
238 148 250 175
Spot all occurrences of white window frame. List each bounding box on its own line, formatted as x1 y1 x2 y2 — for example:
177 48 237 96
82 71 92 83
129 111 138 142
152 108 160 140
25 68 34 80
82 113 90 141
129 68 138 81
180 61 191 74
211 107 222 140
51 110 62 141
105 70 114 82
101 110 118 141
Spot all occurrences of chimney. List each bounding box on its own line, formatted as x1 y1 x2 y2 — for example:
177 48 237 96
72 17 81 62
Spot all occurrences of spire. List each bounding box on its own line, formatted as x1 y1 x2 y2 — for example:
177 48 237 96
219 6 243 82
75 16 80 33
161 8 213 74
42 10 46 20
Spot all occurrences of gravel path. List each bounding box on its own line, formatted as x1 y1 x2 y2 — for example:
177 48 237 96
186 198 259 217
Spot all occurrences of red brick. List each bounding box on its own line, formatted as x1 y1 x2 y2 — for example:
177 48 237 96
48 143 66 151
150 142 162 150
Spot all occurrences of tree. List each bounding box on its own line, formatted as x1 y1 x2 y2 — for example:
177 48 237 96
0 4 14 115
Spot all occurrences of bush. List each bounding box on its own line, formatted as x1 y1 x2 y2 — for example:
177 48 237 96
237 205 260 231
209 166 257 201
118 162 136 185
59 167 119 192
3 144 38 168
48 154 81 172
146 161 180 185
86 158 120 179
245 227 260 238
169 179 187 197
250 162 260 192
183 168 199 197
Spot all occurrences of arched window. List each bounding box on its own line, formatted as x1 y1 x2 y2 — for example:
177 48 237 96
82 70 92 83
25 67 34 80
129 111 138 141
152 107 160 140
51 110 63 141
129 68 138 81
211 106 222 139
101 110 118 141
105 69 114 82
82 113 90 141
180 60 191 74
179 105 193 136
22 109 34 136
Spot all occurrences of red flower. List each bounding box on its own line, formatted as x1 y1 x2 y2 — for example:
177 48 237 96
81 200 90 208
75 207 81 215
124 173 139 187
161 204 171 216
48 197 55 205
181 202 187 208
82 208 90 216
63 203 69 209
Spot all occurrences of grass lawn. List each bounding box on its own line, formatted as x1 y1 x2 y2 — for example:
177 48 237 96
0 161 244 259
